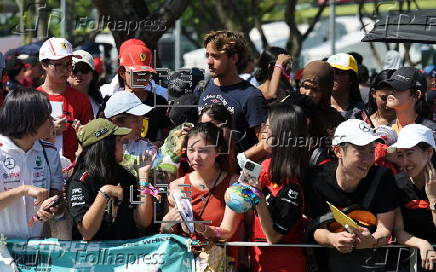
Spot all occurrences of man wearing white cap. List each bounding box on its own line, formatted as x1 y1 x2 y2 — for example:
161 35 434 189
386 124 436 270
37 38 93 162
305 119 399 272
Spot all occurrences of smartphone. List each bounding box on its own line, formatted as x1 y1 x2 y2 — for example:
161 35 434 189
239 159 262 183
43 195 62 211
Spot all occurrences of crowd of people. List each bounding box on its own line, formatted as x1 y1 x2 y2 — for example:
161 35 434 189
0 30 435 272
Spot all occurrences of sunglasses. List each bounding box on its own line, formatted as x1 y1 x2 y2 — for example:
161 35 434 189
72 64 92 74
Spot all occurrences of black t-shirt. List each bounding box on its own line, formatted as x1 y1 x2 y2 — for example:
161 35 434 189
304 161 399 272
395 172 436 243
143 93 173 142
198 79 267 152
304 161 398 219
263 183 303 235
67 168 140 240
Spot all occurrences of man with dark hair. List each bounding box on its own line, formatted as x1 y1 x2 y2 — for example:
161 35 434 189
37 37 92 162
0 86 64 239
199 31 267 152
305 119 398 272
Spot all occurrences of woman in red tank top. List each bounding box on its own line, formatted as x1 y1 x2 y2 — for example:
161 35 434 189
160 123 243 258
245 103 310 272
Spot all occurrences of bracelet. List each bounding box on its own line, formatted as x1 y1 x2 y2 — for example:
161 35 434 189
98 189 111 202
274 64 284 70
139 181 150 187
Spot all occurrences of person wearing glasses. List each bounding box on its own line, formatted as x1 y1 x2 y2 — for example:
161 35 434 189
68 50 103 118
366 69 396 128
37 38 93 162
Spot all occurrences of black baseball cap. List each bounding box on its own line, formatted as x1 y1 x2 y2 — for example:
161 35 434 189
382 67 425 91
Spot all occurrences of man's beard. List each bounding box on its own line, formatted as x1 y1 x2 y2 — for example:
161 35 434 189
209 69 225 79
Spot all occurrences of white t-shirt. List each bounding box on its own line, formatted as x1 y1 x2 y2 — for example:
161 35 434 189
100 76 168 100
0 136 63 239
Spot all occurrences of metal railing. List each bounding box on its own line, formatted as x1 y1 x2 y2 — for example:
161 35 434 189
217 242 430 272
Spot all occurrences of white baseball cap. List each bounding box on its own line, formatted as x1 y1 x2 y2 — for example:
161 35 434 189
332 119 381 146
388 124 435 152
72 50 95 70
39 37 81 62
104 91 153 118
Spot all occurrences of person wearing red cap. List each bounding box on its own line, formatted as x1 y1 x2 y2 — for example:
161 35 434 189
117 42 172 142
37 38 93 162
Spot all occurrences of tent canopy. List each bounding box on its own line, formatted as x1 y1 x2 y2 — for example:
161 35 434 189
362 9 436 44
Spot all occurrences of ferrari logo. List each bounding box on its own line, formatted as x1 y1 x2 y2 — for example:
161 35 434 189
139 53 147 62
60 43 68 49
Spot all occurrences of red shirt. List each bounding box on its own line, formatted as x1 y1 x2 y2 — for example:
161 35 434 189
183 173 243 267
250 159 307 272
37 86 92 161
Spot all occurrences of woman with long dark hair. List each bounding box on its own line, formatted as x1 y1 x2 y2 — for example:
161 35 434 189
327 53 365 119
161 122 243 268
367 69 396 127
254 47 293 101
245 102 309 272
67 119 153 240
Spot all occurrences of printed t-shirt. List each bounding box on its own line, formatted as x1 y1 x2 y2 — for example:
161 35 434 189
67 167 139 240
198 79 267 152
37 86 92 161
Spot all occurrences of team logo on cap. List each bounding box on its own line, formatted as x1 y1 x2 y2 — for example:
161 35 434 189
95 128 109 137
359 122 371 132
139 53 147 62
60 43 68 49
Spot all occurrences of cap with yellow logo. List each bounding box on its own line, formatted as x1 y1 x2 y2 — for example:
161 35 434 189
39 37 82 62
119 44 156 73
77 119 132 148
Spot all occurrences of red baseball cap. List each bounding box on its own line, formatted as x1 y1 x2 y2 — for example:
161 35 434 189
119 44 155 73
119 39 146 57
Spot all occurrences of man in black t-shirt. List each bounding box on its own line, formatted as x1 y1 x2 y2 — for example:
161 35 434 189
304 119 399 272
198 31 267 152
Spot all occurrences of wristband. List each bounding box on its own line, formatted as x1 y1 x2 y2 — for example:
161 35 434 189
139 181 150 187
98 189 111 202
274 64 284 70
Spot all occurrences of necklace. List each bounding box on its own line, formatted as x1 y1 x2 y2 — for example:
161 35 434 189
197 169 222 217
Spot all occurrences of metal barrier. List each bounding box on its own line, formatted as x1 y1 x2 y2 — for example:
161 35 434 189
217 242 429 272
